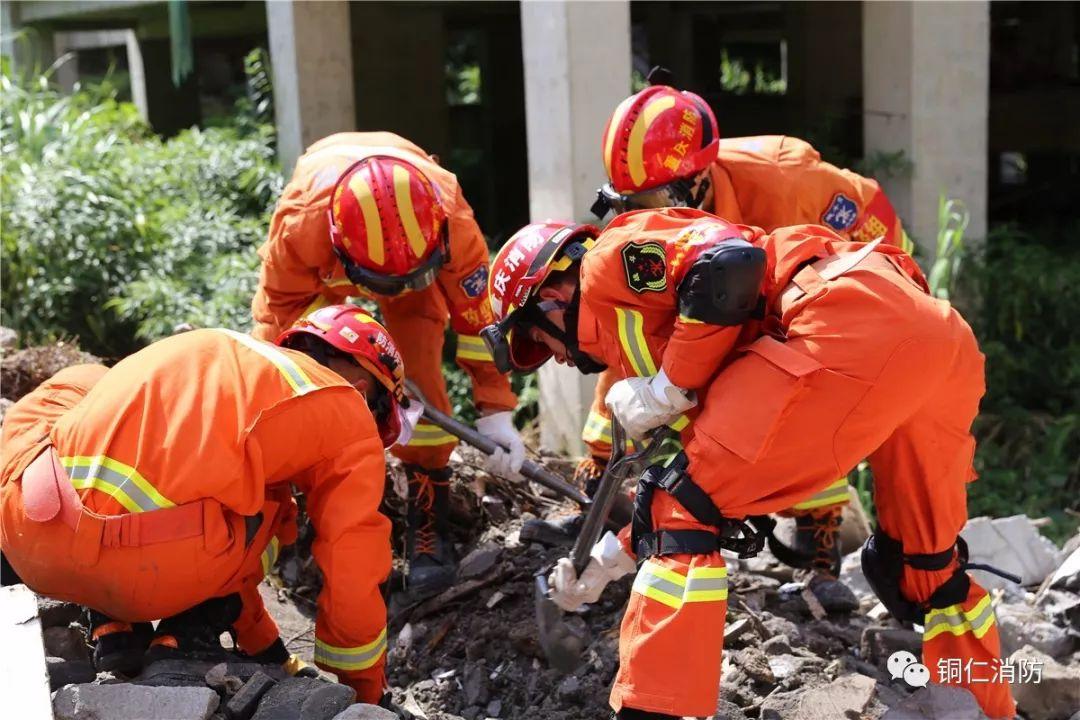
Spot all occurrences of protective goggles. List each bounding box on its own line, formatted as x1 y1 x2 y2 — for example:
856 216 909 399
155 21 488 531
480 300 566 374
333 228 449 297
590 176 704 219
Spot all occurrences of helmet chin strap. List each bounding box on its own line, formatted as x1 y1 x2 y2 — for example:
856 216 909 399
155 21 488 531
525 290 608 375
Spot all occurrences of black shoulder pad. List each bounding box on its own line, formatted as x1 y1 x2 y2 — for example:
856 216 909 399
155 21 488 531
677 239 766 326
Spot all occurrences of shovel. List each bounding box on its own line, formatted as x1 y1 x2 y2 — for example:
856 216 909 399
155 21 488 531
534 419 674 672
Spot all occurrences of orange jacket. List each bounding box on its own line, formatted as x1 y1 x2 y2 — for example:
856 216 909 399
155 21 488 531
710 136 909 250
252 131 514 410
50 329 392 700
577 208 926 392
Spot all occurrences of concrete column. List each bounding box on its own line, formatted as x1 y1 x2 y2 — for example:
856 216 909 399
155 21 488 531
864 1 989 252
521 0 631 456
266 0 356 174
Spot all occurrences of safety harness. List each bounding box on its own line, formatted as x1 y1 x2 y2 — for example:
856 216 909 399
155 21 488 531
630 451 765 563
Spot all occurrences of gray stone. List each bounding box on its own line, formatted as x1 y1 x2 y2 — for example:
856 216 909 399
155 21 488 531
53 683 220 720
997 603 1075 659
461 663 489 707
46 656 96 690
961 515 1063 589
0 325 17 353
765 653 807 681
43 626 91 663
458 544 502 580
1037 589 1080 631
330 705 397 720
808 576 860 614
714 698 750 720
861 626 922 669
759 689 802 720
485 698 502 717
838 551 876 603
881 684 987 719
137 659 221 687
1010 645 1080 720
736 646 776 685
1048 546 1080 592
224 671 276 720
36 598 83 628
795 674 877 719
762 634 792 656
253 677 355 720
555 675 582 703
481 495 508 524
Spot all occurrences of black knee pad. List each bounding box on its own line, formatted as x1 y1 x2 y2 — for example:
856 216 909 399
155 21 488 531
861 531 923 624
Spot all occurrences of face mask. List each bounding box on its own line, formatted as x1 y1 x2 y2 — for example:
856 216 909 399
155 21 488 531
391 398 425 447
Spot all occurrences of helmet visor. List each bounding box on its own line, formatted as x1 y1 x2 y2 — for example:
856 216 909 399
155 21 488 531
596 177 697 216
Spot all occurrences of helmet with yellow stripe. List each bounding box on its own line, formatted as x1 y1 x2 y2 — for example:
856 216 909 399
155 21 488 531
276 305 416 447
480 222 599 373
593 84 719 218
328 156 449 296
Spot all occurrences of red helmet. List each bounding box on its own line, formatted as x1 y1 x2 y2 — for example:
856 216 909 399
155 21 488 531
593 85 719 217
328 156 449 296
480 222 599 372
276 304 413 447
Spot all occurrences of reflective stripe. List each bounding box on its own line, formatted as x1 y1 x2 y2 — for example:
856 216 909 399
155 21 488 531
615 307 658 377
406 422 457 447
315 628 388 671
628 96 677 187
217 329 318 396
923 594 997 642
792 478 851 510
632 560 728 610
669 415 690 432
392 164 428 257
348 173 385 263
582 410 611 444
677 313 703 325
62 455 176 513
261 537 280 576
685 566 729 603
900 229 915 255
456 335 494 362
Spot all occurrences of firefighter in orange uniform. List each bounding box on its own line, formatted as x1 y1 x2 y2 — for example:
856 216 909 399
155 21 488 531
480 211 1015 719
568 77 914 577
0 306 421 708
251 132 522 596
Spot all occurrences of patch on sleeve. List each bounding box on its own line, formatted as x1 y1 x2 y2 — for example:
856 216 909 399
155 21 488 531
459 264 489 298
821 193 859 232
622 241 668 294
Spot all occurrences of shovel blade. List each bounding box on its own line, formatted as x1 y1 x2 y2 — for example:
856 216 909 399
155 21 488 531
534 573 588 673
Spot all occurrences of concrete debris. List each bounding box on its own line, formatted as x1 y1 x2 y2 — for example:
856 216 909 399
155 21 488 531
771 673 876 720
53 684 220 720
838 551 876 604
481 495 509 525
861 626 922 670
2 584 52 719
806 575 860 614
461 662 489 707
36 597 83 629
1010 645 1080 720
223 671 276 720
330 705 398 720
724 618 752 644
1048 545 1080 592
46 656 97 690
714 698 750 720
1037 589 1080 631
252 677 355 720
761 634 792 656
880 684 988 719
43 625 91 664
735 646 776 685
961 515 1063 589
458 543 502 581
996 603 1075 659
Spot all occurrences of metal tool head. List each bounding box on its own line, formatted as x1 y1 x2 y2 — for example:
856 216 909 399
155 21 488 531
534 571 588 673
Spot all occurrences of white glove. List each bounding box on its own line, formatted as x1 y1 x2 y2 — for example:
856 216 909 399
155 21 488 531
475 411 526 481
604 369 697 440
548 531 636 612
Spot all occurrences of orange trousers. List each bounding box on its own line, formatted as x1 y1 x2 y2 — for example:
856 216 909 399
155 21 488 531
0 366 290 656
611 259 1015 718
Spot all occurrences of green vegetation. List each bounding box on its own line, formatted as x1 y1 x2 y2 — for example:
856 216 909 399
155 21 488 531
1 64 280 358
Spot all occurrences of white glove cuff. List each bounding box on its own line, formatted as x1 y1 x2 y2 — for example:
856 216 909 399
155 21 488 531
650 369 697 413
591 531 636 580
476 411 514 436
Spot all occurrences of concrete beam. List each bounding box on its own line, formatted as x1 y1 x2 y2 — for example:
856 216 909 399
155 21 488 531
266 0 356 175
864 1 989 253
521 0 631 456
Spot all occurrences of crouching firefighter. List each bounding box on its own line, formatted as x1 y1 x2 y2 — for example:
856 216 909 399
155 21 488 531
480 209 1016 719
0 306 422 709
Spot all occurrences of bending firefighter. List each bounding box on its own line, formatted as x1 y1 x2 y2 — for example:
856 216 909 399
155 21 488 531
251 132 522 596
481 211 1015 719
571 76 913 576
0 306 418 707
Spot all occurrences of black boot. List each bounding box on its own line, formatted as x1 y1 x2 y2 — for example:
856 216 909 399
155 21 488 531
404 465 456 598
89 611 152 677
520 456 604 547
793 505 844 578
146 594 241 662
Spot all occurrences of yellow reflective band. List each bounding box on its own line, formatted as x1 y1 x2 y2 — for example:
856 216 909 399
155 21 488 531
628 95 676 187
62 455 177 513
615 307 659 377
314 628 388 671
321 277 356 289
633 561 728 609
407 423 457 447
348 173 385 264
900 229 915 255
582 410 612 444
261 537 280 576
456 335 494 362
669 415 690 432
218 329 318 396
923 594 997 642
685 566 729 603
792 477 851 510
393 164 429 258
549 236 597 273
604 95 636 178
677 313 703 325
